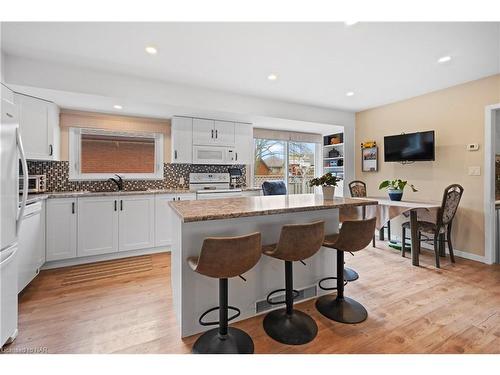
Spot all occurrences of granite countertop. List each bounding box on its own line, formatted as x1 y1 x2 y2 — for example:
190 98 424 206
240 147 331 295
169 193 377 223
25 189 196 201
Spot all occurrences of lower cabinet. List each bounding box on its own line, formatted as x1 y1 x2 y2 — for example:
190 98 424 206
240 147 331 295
77 196 119 257
46 198 77 261
46 193 196 263
118 195 155 252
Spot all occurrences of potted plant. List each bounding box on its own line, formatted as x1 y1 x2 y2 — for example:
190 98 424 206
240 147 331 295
378 179 418 201
309 173 340 200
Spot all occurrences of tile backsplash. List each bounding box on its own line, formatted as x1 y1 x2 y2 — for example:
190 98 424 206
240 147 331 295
27 161 246 192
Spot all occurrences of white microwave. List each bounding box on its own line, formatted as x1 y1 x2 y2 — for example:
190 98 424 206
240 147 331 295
192 145 236 165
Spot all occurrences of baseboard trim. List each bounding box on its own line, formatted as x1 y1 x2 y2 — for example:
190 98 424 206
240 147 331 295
378 234 487 264
42 247 171 270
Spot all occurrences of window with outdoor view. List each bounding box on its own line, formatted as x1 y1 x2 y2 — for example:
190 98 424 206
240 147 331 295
253 138 316 194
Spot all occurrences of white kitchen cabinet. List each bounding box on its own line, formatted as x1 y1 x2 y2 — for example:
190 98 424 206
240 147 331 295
46 198 77 261
155 194 175 247
234 123 253 164
77 196 119 257
118 195 155 252
213 120 235 146
171 116 193 164
16 93 60 161
192 118 215 145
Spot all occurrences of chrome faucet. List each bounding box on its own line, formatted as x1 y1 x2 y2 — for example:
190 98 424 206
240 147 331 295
108 174 124 191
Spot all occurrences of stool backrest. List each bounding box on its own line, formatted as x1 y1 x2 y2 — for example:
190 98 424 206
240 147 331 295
332 217 376 252
272 221 325 261
196 232 262 278
262 180 287 196
348 180 367 198
437 184 464 226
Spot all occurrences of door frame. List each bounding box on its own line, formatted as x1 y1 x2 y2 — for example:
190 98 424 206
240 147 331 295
484 104 500 264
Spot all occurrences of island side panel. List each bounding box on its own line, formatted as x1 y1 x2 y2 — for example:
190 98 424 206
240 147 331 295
175 208 339 338
171 212 183 326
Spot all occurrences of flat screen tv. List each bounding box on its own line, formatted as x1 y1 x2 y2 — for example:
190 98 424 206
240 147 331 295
384 131 435 162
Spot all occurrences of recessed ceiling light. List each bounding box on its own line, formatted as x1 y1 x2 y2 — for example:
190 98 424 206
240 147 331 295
438 55 451 63
145 46 158 55
267 73 278 81
346 91 355 97
344 21 358 26
113 105 123 110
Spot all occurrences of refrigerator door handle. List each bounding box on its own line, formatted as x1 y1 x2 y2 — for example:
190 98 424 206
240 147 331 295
16 128 28 234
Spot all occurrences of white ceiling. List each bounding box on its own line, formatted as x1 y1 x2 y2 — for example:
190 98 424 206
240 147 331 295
2 22 499 111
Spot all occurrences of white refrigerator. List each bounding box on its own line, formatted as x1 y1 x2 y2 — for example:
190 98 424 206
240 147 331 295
0 83 28 347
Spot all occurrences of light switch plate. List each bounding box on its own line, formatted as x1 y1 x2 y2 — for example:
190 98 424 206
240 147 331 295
468 166 481 176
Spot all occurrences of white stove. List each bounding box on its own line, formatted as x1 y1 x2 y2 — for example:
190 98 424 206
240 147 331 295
189 173 242 200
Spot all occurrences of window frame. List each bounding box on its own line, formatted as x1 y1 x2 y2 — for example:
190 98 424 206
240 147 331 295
69 127 164 181
252 137 322 192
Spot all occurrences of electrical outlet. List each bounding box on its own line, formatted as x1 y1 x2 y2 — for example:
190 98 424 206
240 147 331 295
468 166 481 176
467 143 479 151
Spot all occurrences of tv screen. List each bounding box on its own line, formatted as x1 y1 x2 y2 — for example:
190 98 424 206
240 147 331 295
384 131 435 162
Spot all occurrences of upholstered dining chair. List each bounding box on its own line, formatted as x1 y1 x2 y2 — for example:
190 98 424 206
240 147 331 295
262 180 287 196
401 184 464 268
348 180 390 245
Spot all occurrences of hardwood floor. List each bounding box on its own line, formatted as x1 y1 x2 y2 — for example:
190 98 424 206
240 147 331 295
4 242 500 354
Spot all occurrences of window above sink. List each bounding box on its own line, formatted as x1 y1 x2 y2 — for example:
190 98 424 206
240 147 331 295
69 128 164 181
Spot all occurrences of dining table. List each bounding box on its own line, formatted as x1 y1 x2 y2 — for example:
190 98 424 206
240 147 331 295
341 197 441 266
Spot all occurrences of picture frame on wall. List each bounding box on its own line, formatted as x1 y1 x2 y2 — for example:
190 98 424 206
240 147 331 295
362 146 378 172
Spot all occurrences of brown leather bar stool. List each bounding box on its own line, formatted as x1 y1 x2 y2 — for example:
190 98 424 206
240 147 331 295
262 221 325 345
316 217 376 324
188 232 262 354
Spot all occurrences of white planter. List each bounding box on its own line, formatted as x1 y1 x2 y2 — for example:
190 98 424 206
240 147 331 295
322 185 335 200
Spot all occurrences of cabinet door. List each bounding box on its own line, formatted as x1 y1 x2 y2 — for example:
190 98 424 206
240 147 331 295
234 123 253 164
213 120 235 146
154 194 175 247
78 197 118 257
47 103 60 161
118 195 155 252
171 117 193 163
192 118 215 145
46 199 77 261
16 93 51 160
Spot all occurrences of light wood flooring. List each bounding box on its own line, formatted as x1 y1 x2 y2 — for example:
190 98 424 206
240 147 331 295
4 242 500 354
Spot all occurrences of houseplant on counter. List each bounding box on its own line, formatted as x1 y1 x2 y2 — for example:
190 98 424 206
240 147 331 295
378 179 418 201
309 172 340 200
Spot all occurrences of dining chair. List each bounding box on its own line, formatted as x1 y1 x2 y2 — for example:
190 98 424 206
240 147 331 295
348 180 391 245
401 184 464 268
262 180 287 196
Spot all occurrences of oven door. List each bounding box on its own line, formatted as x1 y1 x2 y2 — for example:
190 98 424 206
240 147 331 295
192 146 235 165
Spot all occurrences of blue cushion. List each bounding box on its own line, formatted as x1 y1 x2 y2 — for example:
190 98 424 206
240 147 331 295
262 180 287 196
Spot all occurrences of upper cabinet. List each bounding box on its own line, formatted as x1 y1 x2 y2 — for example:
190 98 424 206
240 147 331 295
193 118 235 146
15 93 60 161
171 116 193 164
172 115 253 165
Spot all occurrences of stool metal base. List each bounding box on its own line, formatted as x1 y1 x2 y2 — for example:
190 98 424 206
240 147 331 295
263 308 318 345
192 327 254 354
344 267 359 282
315 295 367 324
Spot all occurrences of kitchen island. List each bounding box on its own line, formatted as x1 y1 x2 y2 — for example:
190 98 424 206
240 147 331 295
169 194 377 337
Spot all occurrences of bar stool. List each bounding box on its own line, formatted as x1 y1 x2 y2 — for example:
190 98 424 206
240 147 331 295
188 232 262 354
316 217 376 324
261 221 325 345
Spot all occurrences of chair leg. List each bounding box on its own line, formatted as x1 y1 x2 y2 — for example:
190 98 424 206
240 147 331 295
387 221 391 242
401 227 406 257
433 235 440 268
262 261 318 345
372 235 375 247
439 233 446 257
447 225 456 263
379 228 385 241
192 278 254 354
315 250 368 324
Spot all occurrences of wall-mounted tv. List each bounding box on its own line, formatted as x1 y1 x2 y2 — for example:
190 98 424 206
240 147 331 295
384 131 435 162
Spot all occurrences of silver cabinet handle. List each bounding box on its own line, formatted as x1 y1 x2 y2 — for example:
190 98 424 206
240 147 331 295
174 150 178 159
72 202 75 214
114 200 117 211
120 200 123 211
215 129 218 138
211 129 214 138
49 144 53 156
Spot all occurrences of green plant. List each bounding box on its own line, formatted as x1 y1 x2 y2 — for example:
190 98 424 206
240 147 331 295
378 179 418 192
309 172 339 187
